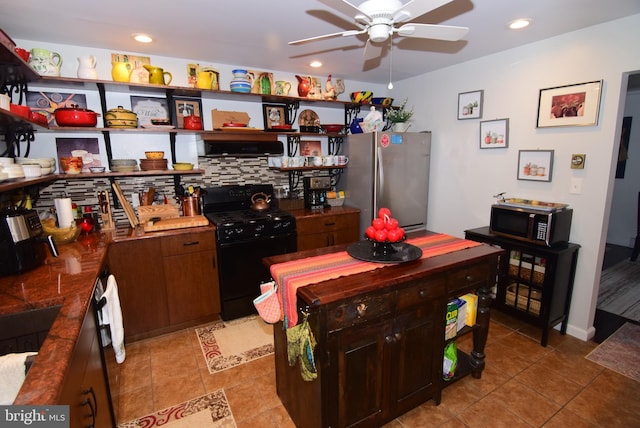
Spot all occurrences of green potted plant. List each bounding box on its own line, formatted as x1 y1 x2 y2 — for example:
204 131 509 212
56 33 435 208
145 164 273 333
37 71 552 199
385 98 414 132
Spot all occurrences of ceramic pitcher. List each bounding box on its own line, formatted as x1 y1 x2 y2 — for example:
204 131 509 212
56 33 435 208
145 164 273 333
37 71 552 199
144 65 172 85
77 55 98 79
229 69 254 93
28 48 62 76
111 61 132 82
274 80 291 96
196 69 218 90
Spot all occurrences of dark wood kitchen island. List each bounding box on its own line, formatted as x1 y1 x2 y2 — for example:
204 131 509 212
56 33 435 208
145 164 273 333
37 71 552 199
263 230 503 428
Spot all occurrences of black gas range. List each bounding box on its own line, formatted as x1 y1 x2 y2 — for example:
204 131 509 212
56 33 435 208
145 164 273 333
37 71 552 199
202 184 297 320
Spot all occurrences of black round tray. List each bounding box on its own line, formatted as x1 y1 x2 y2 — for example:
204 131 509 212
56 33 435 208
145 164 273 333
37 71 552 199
347 240 423 264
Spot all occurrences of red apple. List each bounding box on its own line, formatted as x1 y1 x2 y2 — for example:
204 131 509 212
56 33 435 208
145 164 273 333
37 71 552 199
372 218 385 230
384 218 399 230
365 226 377 239
374 229 388 242
378 207 391 220
387 228 403 242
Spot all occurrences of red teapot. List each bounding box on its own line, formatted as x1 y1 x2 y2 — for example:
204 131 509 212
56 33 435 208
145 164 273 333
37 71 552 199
183 114 203 130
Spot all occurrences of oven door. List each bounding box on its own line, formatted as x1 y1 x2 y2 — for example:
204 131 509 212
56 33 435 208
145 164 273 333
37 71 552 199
217 232 296 320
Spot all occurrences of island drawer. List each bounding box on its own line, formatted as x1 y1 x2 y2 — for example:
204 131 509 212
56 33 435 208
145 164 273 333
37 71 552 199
447 262 491 296
326 292 394 331
397 276 447 311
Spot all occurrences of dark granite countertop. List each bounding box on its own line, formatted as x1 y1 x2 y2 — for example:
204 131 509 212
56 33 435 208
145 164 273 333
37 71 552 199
1 223 214 405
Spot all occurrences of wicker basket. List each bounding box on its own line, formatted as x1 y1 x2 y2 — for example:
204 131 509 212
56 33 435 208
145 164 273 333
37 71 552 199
508 259 545 284
505 283 541 315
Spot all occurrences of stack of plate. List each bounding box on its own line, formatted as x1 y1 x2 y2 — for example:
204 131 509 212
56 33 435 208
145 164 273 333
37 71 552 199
139 158 168 171
15 157 56 175
110 159 138 172
2 164 24 179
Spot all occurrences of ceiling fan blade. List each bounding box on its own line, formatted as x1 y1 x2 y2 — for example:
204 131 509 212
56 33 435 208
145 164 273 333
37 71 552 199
363 40 383 61
319 0 371 21
396 23 469 41
289 29 362 45
394 0 455 23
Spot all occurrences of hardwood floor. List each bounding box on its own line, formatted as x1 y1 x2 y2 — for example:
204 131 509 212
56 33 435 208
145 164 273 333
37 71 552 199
113 310 640 427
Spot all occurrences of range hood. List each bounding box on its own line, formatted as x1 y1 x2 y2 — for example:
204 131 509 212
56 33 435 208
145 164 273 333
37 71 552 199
201 132 283 157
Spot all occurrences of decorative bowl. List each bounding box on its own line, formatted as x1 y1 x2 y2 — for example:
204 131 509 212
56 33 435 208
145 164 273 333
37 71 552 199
41 218 81 244
327 197 345 207
173 162 194 171
150 118 171 126
321 124 344 133
89 166 106 173
350 91 373 104
145 151 165 160
371 97 394 107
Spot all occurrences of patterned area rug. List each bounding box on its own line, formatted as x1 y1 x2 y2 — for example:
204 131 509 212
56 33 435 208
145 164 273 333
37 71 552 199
597 260 640 322
196 315 274 374
586 322 640 382
118 389 236 428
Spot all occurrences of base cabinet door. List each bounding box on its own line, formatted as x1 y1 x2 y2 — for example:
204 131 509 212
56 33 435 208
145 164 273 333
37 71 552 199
59 305 114 428
295 211 360 251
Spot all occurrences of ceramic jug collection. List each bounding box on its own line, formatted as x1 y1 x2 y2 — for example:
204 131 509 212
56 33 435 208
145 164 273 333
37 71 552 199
111 61 132 82
28 48 62 76
77 55 98 79
296 75 310 97
196 68 219 90
144 65 172 85
274 80 291 96
229 69 253 93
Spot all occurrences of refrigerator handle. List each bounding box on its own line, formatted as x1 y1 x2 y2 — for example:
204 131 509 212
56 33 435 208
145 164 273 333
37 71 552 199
377 146 384 202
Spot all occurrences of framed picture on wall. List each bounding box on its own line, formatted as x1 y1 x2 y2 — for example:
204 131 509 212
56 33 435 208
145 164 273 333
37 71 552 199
458 90 483 120
262 103 288 130
480 118 509 149
172 96 203 128
517 150 554 182
536 80 603 128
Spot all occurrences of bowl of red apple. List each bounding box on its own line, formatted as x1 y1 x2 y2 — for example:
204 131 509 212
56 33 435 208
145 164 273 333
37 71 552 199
364 208 405 255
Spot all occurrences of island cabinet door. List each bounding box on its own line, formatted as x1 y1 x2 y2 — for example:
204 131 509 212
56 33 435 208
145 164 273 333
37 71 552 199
326 317 391 428
390 301 444 414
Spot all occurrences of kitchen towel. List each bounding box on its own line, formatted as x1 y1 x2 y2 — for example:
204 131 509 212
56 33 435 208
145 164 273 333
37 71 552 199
0 352 37 405
100 275 126 363
54 197 74 228
271 234 483 328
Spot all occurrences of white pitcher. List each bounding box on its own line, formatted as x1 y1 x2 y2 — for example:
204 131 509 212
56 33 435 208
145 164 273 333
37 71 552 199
77 55 98 79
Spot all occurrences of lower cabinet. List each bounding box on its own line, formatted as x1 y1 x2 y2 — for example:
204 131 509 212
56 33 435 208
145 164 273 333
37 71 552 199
107 229 220 341
58 301 114 428
293 208 360 251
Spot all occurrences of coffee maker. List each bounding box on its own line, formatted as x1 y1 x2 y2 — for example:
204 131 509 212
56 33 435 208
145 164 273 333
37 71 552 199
303 176 331 209
0 208 58 277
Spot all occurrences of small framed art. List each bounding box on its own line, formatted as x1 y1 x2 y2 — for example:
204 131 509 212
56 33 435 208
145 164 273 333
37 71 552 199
517 150 554 182
130 96 170 127
172 96 203 128
262 103 288 129
458 90 483 120
536 80 602 128
480 118 509 149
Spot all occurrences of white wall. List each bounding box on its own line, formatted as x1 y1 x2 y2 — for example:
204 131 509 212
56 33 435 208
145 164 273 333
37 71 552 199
607 89 640 246
389 14 640 340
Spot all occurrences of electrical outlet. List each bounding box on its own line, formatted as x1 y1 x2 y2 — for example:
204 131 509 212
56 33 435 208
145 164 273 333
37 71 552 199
569 177 583 194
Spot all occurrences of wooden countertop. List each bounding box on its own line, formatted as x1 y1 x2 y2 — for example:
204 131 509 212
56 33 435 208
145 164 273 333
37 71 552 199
0 223 214 405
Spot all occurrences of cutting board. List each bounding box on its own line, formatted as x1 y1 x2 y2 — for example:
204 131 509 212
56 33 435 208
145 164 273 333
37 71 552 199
142 215 210 232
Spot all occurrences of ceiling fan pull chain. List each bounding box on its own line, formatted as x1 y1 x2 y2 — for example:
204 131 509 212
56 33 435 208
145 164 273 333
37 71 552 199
388 34 394 90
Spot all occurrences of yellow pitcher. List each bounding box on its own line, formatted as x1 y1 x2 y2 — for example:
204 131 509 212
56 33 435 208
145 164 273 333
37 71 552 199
144 65 172 85
196 68 219 90
111 61 132 82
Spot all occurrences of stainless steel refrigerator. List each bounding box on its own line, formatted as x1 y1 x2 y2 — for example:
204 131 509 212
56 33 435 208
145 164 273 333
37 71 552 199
341 131 431 236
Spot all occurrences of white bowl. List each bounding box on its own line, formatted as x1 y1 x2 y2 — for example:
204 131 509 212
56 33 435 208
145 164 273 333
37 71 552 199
0 157 14 166
22 164 42 178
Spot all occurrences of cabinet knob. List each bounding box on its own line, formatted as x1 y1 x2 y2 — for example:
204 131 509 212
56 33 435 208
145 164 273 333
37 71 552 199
356 303 367 317
419 289 428 298
385 335 394 343
466 275 473 282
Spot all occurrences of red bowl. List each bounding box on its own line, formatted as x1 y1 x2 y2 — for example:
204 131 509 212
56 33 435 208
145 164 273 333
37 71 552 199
10 103 31 118
272 124 292 130
321 124 343 133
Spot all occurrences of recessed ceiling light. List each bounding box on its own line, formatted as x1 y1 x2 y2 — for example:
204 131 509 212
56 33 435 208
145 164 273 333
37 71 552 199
508 19 532 30
310 61 322 68
133 33 153 43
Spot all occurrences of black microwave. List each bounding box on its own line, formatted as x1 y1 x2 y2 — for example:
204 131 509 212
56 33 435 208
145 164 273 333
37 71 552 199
489 204 573 247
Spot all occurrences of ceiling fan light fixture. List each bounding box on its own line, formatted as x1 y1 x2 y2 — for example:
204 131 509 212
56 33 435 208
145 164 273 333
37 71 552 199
508 19 532 30
369 24 391 43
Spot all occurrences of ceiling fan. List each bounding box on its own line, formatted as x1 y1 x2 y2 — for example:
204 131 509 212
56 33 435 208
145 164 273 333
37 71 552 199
289 0 470 61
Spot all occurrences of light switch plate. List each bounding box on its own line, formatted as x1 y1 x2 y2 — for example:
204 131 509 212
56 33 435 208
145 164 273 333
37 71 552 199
571 154 586 169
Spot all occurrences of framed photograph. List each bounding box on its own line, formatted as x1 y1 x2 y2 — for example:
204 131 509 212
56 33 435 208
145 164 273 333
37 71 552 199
172 96 203 128
299 140 322 156
536 80 602 128
26 91 87 125
480 118 509 149
55 138 101 172
262 103 287 129
130 96 170 127
517 150 554 182
458 90 483 120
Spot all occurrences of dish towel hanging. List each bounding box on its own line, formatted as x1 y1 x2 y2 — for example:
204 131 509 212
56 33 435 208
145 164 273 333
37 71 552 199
101 275 126 363
0 352 37 405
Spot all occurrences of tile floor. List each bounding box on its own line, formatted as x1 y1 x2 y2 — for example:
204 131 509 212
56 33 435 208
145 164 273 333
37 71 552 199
109 310 640 428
